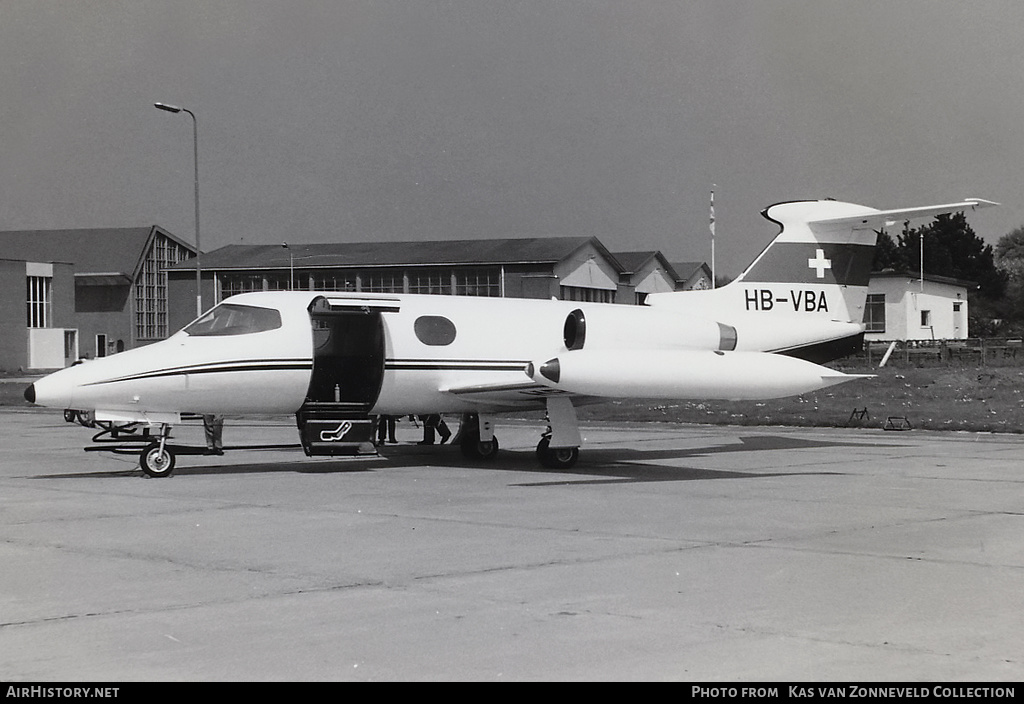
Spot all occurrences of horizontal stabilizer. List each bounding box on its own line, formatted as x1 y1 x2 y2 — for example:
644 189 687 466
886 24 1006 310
808 198 998 234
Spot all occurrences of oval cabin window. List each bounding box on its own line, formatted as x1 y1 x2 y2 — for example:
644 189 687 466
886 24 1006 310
414 316 457 346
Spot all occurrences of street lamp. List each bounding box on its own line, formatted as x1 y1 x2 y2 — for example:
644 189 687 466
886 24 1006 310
282 242 294 290
154 102 203 317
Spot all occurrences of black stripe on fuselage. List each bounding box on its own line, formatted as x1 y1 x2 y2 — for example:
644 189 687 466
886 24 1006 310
82 360 313 387
84 357 531 387
385 359 530 372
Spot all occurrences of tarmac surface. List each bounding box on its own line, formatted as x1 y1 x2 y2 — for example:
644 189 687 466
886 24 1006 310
1 408 1022 682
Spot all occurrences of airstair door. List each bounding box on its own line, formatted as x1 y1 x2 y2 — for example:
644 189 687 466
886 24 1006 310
297 297 388 455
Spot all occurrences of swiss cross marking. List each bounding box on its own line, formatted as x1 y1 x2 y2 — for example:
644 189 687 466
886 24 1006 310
808 248 832 278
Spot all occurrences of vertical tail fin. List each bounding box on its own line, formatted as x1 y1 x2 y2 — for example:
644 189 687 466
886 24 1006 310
647 198 996 361
654 198 996 322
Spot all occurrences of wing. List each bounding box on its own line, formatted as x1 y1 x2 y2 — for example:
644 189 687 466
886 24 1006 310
441 380 590 409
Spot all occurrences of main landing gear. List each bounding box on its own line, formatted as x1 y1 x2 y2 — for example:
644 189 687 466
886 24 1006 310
536 435 579 469
535 396 582 469
456 399 582 469
458 414 500 461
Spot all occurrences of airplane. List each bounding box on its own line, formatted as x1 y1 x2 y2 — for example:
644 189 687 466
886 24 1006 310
24 197 996 477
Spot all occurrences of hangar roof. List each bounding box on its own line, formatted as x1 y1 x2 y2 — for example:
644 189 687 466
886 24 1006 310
612 250 680 278
671 261 713 282
0 226 194 280
171 236 623 271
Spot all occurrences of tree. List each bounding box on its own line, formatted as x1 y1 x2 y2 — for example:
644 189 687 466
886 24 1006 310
995 226 1024 283
991 225 1024 333
872 212 1007 300
871 228 905 272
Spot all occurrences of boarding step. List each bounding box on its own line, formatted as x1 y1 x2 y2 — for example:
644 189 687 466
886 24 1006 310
296 403 377 456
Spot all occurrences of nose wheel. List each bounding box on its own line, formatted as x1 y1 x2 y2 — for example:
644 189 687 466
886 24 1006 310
140 424 175 477
140 443 176 477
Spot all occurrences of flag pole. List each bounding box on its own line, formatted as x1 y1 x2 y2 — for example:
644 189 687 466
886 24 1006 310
710 184 716 289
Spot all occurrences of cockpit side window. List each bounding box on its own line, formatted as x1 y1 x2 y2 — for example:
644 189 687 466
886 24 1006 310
184 304 282 337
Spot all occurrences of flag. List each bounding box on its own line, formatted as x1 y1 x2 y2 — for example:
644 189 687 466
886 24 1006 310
710 185 716 289
709 187 715 238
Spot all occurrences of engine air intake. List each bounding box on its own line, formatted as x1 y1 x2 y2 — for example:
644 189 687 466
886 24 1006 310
564 309 586 350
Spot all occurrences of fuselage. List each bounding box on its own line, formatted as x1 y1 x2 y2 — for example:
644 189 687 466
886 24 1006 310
20 197 993 474
26 288 862 421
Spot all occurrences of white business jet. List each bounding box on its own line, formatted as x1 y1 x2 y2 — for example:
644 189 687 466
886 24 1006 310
25 197 995 476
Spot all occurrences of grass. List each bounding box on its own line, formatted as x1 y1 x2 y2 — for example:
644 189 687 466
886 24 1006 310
571 365 1024 434
6 358 1024 434
0 380 31 408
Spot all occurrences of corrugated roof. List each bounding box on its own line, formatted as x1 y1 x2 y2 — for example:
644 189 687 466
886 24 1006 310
172 236 603 271
0 227 194 279
870 270 978 289
611 251 659 274
671 261 711 281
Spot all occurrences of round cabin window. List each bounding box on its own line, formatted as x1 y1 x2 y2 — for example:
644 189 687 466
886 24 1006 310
414 316 457 346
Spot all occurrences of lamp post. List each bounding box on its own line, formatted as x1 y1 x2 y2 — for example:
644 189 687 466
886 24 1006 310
282 242 294 290
154 102 203 317
919 228 925 293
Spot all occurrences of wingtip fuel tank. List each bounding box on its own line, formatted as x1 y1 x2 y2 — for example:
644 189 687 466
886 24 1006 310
528 349 867 401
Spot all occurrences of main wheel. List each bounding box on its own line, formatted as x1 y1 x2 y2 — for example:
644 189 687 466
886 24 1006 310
536 437 579 469
460 433 500 461
140 443 176 478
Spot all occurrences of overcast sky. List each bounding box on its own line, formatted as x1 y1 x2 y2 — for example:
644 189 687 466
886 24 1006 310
2 0 1021 276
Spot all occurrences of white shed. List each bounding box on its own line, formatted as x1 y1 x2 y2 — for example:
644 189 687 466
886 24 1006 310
863 272 974 342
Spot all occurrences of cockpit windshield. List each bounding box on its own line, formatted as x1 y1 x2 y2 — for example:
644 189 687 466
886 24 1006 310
183 303 282 337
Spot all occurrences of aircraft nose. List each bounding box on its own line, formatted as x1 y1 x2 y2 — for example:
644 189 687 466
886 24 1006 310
24 383 35 404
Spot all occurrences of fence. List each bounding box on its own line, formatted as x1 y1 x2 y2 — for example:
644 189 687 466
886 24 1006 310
857 338 1024 367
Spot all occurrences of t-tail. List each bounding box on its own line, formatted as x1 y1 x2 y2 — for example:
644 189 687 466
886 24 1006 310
647 197 997 363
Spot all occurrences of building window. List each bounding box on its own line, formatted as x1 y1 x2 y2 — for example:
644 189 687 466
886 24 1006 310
362 272 405 294
221 274 265 299
26 276 52 328
863 293 885 333
135 234 192 341
454 268 500 297
560 285 615 304
311 274 355 292
266 274 292 291
408 270 450 295
921 310 932 327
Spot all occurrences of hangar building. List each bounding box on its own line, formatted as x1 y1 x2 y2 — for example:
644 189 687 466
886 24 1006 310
0 226 196 371
165 236 690 334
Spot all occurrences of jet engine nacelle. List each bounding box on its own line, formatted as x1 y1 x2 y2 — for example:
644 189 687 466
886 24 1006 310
529 348 865 400
562 306 737 352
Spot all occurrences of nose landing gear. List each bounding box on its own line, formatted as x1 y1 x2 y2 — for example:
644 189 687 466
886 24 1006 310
141 443 176 477
140 424 175 478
